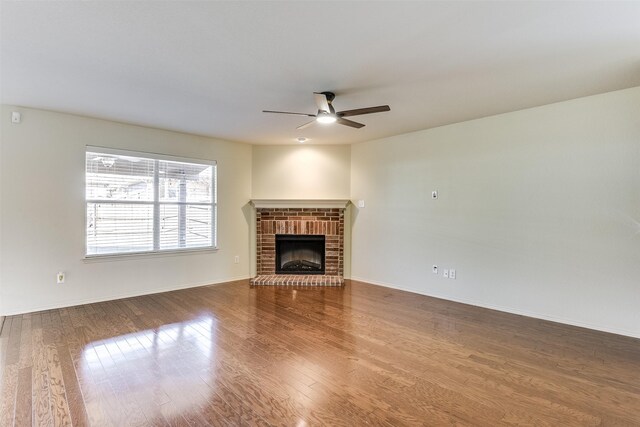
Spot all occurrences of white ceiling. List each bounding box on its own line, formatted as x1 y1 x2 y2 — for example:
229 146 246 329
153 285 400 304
1 1 639 145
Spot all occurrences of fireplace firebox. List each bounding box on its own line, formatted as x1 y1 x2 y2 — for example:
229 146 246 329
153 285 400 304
275 234 325 275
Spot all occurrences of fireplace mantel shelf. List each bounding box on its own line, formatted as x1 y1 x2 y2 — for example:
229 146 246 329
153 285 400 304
250 199 350 209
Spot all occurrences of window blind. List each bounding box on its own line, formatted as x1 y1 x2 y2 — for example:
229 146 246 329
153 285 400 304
86 148 216 256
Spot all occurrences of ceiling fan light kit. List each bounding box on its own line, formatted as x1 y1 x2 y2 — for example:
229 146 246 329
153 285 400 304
316 111 337 124
263 91 390 130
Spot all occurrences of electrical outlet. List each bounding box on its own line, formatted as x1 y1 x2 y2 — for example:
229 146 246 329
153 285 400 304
57 272 65 284
234 255 240 264
449 269 456 279
432 265 438 274
357 199 365 208
443 269 449 278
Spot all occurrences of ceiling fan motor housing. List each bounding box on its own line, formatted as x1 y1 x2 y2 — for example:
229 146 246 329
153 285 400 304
321 91 336 103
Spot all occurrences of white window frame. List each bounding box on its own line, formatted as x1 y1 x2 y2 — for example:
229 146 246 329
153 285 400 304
85 146 217 258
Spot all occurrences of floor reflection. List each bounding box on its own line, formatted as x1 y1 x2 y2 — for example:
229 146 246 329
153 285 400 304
80 315 217 423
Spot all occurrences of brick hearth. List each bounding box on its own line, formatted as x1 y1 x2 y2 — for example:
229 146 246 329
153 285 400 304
250 275 344 286
251 203 346 286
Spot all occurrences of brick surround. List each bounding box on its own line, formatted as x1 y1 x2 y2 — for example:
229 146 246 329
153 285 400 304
253 207 345 285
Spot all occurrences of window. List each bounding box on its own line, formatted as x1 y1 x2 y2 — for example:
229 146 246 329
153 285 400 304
86 147 216 256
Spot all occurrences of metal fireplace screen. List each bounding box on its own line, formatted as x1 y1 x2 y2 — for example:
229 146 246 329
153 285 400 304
275 234 325 275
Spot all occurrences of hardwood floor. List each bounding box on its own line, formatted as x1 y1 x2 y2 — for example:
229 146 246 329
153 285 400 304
1 280 639 426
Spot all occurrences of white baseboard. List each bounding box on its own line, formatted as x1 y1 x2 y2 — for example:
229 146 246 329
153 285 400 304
350 276 640 340
1 276 251 317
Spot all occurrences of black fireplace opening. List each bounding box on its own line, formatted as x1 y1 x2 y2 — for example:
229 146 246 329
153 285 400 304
275 234 325 275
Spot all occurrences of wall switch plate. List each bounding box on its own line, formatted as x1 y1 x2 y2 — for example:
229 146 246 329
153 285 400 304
11 112 21 124
443 269 449 278
57 272 65 284
357 200 365 208
449 269 456 279
234 255 240 264
432 190 438 199
432 265 438 274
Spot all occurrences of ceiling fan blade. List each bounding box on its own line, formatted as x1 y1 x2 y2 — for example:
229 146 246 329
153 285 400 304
336 117 365 129
313 92 331 113
337 105 390 117
296 120 316 130
262 110 316 117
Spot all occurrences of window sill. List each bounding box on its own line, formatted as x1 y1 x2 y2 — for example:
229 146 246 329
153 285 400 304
83 246 219 262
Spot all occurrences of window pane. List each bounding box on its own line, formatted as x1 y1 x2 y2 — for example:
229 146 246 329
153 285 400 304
159 204 212 250
186 205 212 247
159 204 179 250
159 160 212 203
87 203 154 255
86 152 154 201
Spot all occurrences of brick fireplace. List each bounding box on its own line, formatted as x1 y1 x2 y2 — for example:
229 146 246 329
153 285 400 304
250 200 349 286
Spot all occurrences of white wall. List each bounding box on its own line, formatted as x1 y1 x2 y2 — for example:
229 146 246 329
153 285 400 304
351 87 640 338
251 144 352 278
0 106 253 315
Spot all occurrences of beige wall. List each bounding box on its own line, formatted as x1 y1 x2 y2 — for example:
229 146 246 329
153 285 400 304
0 106 253 315
350 87 640 338
252 145 350 199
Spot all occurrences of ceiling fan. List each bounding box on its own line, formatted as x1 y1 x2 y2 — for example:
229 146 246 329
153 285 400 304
263 91 390 130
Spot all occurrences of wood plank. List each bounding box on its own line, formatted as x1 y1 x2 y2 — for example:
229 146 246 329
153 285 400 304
31 328 53 426
14 366 32 426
